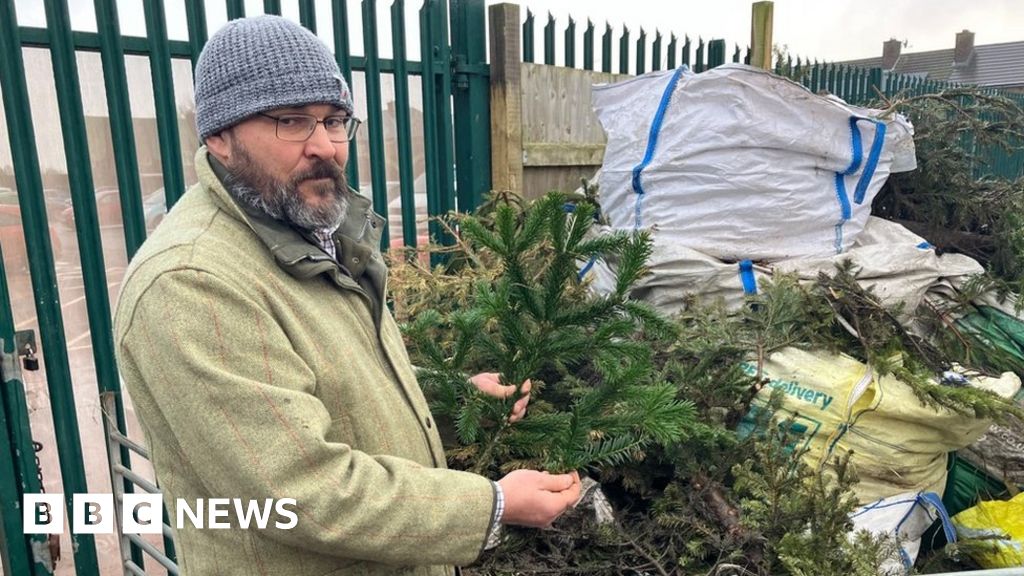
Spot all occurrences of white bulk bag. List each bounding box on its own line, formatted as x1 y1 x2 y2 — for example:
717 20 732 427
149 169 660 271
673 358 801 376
583 217 981 317
593 64 916 262
850 491 956 574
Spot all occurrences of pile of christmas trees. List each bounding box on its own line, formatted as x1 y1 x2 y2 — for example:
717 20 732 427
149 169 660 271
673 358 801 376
387 88 1024 575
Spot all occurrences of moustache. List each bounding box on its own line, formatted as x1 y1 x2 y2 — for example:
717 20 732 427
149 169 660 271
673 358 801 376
291 161 345 187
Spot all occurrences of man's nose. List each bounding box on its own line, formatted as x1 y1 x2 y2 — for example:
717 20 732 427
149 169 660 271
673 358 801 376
303 122 337 159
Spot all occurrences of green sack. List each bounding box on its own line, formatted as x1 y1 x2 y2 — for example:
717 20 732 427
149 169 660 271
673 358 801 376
956 305 1024 381
942 454 1008 518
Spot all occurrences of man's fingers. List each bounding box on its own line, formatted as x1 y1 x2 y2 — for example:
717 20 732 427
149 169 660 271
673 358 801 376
497 384 518 399
508 380 531 422
471 374 532 402
512 395 529 413
505 379 531 399
537 472 576 492
498 469 584 528
565 472 583 506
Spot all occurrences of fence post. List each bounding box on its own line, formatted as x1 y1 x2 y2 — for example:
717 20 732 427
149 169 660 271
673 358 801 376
709 38 726 68
361 0 389 247
602 23 612 72
652 31 662 71
420 0 456 251
331 0 361 190
489 3 523 196
636 28 646 75
695 37 705 73
750 1 773 70
522 9 534 63
618 26 629 74
583 19 594 71
391 0 419 247
226 0 245 18
451 0 492 212
564 17 576 68
543 13 555 65
144 0 186 207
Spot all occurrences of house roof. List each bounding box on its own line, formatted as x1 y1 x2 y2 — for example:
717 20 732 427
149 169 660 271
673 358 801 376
839 40 1024 89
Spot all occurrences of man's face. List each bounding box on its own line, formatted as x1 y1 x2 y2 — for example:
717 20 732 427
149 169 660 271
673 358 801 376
206 103 352 230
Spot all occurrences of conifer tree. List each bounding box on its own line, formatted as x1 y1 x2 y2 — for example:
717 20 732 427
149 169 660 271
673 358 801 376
403 192 697 476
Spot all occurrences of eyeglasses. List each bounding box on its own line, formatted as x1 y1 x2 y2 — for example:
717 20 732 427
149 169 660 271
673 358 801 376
257 112 362 143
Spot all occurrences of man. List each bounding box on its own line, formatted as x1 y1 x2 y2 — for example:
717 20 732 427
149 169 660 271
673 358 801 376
114 15 580 576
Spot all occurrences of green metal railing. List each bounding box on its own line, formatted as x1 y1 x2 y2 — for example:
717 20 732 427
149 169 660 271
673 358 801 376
391 0 418 247
331 0 361 190
1 0 98 572
451 0 490 216
44 0 146 571
618 26 629 74
420 0 458 250
520 11 742 74
694 37 706 72
543 13 554 66
0 249 50 574
361 0 390 248
0 1 491 574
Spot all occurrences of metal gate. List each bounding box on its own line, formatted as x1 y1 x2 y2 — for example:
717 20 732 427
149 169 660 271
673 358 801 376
0 1 490 574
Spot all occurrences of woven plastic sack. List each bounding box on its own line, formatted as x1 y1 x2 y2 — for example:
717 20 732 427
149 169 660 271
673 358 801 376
952 492 1024 568
592 64 916 262
850 491 956 575
736 347 1020 503
582 217 981 317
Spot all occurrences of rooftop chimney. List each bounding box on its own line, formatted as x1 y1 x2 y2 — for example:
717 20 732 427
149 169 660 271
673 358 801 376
954 30 975 67
882 38 902 69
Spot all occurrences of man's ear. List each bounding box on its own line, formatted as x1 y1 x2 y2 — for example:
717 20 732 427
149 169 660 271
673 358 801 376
205 130 232 162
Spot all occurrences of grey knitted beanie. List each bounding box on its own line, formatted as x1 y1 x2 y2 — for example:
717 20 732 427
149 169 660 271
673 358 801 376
194 15 353 140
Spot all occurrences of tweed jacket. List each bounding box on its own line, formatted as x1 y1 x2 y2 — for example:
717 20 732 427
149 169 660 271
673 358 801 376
114 148 496 576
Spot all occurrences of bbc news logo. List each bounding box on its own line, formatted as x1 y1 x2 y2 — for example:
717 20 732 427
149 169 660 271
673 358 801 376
24 494 298 534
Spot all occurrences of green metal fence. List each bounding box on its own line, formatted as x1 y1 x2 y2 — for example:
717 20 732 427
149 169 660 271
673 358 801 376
0 1 489 574
520 9 750 74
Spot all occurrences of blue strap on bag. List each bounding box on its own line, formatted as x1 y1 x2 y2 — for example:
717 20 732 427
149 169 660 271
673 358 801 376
833 117 887 253
892 492 956 570
850 491 956 573
631 66 687 231
738 260 758 295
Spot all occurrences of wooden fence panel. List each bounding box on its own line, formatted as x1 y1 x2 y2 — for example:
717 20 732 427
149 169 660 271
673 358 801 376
520 63 629 198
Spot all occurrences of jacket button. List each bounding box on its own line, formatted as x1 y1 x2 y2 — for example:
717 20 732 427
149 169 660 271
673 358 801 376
425 417 432 428
351 257 360 264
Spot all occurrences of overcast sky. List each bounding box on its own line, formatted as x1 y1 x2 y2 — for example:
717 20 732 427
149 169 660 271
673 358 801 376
11 0 1024 64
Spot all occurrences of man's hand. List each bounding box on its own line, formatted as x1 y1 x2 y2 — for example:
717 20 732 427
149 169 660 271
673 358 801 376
470 372 531 423
497 470 581 528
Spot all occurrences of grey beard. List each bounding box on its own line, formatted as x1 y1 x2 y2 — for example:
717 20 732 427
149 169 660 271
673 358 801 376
228 177 350 232
220 144 351 232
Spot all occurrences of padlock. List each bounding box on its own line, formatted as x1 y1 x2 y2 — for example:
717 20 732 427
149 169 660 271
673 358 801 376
22 344 39 371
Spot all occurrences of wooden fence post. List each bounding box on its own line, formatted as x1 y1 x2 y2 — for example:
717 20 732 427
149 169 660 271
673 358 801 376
750 1 773 70
489 3 524 195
